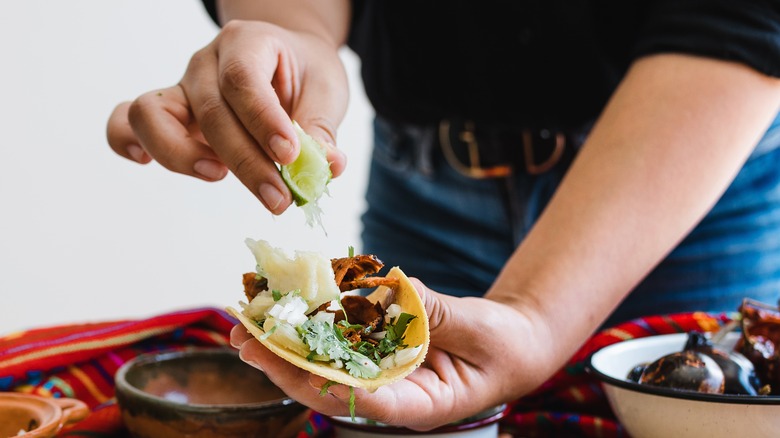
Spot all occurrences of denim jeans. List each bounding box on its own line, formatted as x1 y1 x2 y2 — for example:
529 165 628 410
361 113 780 328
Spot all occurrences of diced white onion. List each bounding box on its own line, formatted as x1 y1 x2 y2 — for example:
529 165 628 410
287 312 308 327
385 303 402 323
369 330 386 340
242 290 276 320
268 295 310 327
311 311 336 325
379 354 393 370
395 345 422 365
379 345 422 370
262 319 309 357
268 303 284 318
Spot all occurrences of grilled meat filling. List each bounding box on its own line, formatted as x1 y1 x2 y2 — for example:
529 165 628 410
242 254 401 349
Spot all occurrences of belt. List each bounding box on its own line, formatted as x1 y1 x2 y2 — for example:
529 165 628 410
438 119 577 179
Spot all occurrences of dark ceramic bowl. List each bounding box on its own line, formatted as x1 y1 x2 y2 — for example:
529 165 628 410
115 347 309 438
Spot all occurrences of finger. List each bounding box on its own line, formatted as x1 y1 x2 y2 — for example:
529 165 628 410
325 142 347 178
288 44 349 179
236 336 400 420
127 85 229 182
234 321 467 428
181 46 293 213
230 323 254 348
107 101 152 164
216 28 348 178
236 337 346 413
216 28 300 165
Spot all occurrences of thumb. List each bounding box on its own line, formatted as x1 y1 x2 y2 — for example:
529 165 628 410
107 101 152 164
407 277 451 339
407 277 496 361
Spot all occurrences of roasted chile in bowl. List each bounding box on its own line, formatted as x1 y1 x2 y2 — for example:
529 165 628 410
630 298 780 395
737 298 780 393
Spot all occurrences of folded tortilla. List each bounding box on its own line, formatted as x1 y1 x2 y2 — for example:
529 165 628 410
227 267 429 392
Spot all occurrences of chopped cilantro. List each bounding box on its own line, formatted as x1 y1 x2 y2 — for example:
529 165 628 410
336 320 367 334
301 320 380 379
259 324 277 340
378 313 415 355
318 380 357 421
349 386 356 421
353 340 381 362
272 289 283 301
319 380 338 396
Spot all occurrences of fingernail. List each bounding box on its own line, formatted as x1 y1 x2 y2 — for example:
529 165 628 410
269 135 292 162
325 141 342 158
126 144 146 162
194 159 226 180
259 183 283 211
239 350 264 372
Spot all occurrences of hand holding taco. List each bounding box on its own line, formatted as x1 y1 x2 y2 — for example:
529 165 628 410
227 239 430 393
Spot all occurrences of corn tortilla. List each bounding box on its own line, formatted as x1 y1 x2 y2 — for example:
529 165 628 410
227 267 430 392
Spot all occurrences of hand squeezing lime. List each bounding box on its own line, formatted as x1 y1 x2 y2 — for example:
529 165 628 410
280 121 332 230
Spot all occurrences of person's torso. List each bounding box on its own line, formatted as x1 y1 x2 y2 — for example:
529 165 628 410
348 0 645 129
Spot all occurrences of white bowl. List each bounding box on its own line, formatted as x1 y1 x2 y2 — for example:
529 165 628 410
328 404 507 438
587 332 780 438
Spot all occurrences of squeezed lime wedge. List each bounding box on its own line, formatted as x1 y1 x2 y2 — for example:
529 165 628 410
280 121 332 229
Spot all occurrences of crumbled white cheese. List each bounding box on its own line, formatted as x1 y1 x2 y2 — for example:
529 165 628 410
246 239 340 313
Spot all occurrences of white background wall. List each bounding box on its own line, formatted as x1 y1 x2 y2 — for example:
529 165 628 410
0 1 373 335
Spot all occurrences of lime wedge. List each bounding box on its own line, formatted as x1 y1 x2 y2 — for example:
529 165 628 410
280 121 332 229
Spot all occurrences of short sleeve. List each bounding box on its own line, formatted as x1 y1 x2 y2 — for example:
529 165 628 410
200 0 220 26
632 0 780 77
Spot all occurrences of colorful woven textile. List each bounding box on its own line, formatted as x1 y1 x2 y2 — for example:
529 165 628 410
0 308 731 437
497 311 731 437
0 308 238 437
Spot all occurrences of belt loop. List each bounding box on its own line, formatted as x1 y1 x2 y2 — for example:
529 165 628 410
523 129 565 175
414 125 435 176
398 122 435 177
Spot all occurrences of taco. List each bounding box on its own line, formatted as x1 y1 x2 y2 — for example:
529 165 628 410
226 239 430 392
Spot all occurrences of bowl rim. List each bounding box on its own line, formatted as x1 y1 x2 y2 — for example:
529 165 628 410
114 347 302 413
585 332 780 405
327 403 508 434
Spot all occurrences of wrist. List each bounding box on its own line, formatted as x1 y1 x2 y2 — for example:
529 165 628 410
484 286 587 398
466 295 561 401
217 0 349 47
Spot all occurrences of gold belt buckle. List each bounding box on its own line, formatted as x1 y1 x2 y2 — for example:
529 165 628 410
439 120 512 179
523 128 565 175
439 120 566 178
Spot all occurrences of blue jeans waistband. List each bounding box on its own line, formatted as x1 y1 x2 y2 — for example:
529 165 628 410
362 112 780 327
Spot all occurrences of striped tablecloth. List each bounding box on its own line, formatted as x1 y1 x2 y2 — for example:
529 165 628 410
0 307 730 437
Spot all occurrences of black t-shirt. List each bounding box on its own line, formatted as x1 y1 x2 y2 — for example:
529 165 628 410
202 0 780 129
